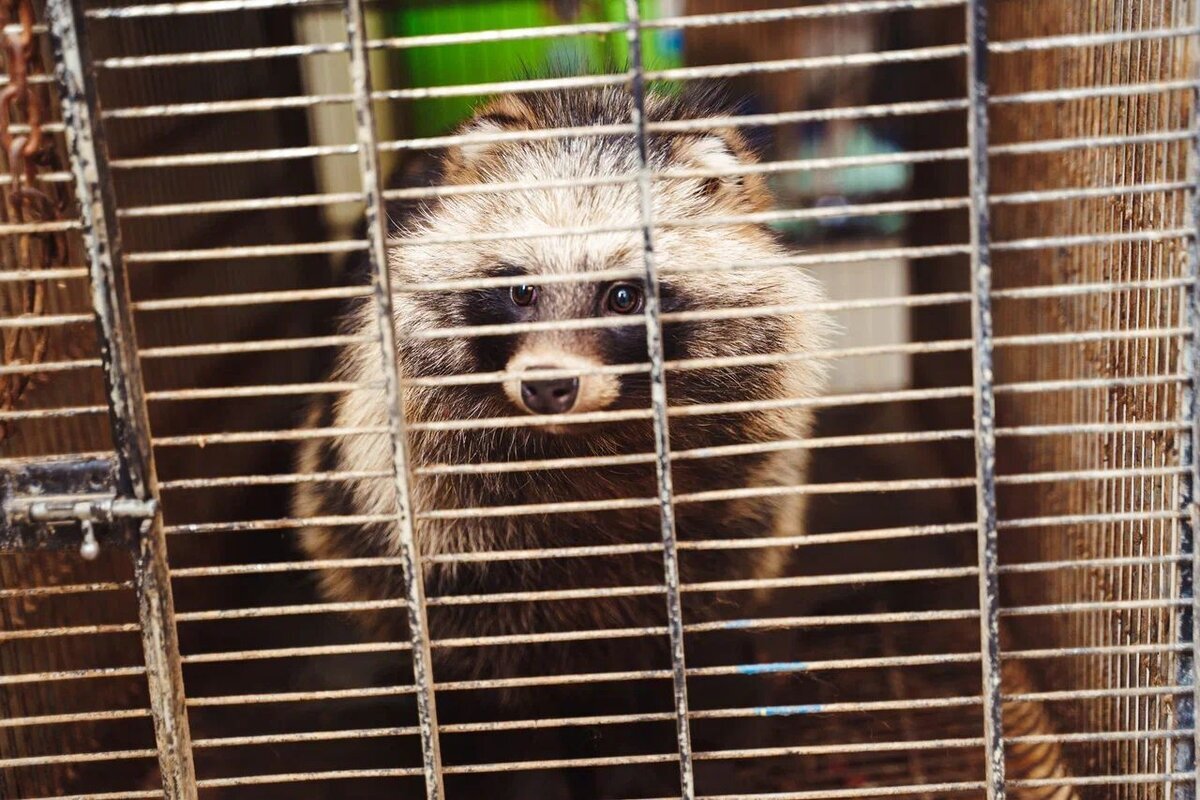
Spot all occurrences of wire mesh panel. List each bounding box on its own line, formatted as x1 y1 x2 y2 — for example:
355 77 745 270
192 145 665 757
0 0 1197 799
989 0 1199 793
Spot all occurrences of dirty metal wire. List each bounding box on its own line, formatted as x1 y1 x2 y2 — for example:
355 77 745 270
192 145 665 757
624 4 693 797
964 2 1003 799
341 0 444 795
1180 17 1200 790
44 0 197 799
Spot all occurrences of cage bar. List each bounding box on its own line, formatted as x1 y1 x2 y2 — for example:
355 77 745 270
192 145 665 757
340 0 444 796
964 0 1004 798
42 0 196 796
624 2 695 797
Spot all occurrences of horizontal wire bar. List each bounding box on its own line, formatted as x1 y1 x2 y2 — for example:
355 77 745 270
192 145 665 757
160 468 391 491
992 227 1192 252
0 622 140 641
0 708 150 730
699 775 1197 800
691 694 981 721
1006 685 1193 704
98 39 352 68
991 78 1199 105
175 597 408 622
440 752 679 775
164 513 400 535
998 513 1185 532
434 668 672 692
196 768 424 789
171 556 408 577
0 357 103 377
998 553 1189 574
991 128 1194 156
0 219 80 235
0 404 106 421
181 641 409 664
86 0 331 18
686 733 1200 769
688 609 969 634
106 92 352 120
192 726 418 749
688 651 980 678
0 665 145 685
699 782 984 800
0 748 157 769
0 311 93 329
0 580 131 598
140 334 369 361
442 710 674 734
152 425 389 448
1001 598 1190 617
146 380 377 402
0 266 89 282
21 792 159 800
187 685 417 707
125 239 365 263
1007 773 1197 790
133 285 368 313
695 736 981 763
119 191 363 218
1004 642 1193 661
989 26 1200 53
1006 729 1196 746
431 624 669 650
110 143 358 169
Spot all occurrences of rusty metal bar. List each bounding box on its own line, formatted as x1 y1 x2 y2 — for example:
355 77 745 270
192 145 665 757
341 0 444 795
965 1 1004 798
625 2 694 797
1175 20 1200 796
44 0 197 796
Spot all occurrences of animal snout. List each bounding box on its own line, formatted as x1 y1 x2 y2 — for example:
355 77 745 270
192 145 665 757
519 367 580 414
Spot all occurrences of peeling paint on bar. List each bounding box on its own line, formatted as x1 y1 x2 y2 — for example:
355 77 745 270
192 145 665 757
44 0 198 796
625 2 694 798
965 1 1005 799
341 0 445 796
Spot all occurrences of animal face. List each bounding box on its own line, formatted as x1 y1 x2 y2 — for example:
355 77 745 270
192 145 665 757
384 88 830 439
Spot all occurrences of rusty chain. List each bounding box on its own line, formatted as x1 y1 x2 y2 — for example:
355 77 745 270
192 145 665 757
0 0 69 443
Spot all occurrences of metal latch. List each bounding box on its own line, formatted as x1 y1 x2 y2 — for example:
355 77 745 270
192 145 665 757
1 457 157 559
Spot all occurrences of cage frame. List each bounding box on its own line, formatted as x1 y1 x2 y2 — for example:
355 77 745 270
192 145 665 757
0 0 1193 798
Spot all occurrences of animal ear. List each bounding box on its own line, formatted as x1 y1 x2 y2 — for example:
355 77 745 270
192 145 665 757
671 130 767 208
443 95 536 184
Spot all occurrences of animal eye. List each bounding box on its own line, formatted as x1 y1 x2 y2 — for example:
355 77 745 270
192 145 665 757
510 284 538 307
606 283 644 315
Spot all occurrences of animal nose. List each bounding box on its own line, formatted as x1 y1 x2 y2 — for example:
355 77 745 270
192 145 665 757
520 367 580 414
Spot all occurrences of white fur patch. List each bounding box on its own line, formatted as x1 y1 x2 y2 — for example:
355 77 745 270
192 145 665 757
457 118 507 162
688 135 740 173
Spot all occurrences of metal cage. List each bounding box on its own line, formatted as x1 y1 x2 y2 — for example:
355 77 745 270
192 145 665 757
0 0 1197 798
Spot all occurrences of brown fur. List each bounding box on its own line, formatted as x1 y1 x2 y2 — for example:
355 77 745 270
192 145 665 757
292 86 832 692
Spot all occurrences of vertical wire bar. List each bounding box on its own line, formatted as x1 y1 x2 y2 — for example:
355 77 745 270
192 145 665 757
341 0 444 796
44 1 197 797
1173 25 1199 796
965 1 1005 798
623 4 695 798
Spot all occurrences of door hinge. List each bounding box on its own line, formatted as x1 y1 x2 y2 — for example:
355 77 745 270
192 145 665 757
1 457 157 558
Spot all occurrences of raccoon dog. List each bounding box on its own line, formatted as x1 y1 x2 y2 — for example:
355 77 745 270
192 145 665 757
293 86 831 714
